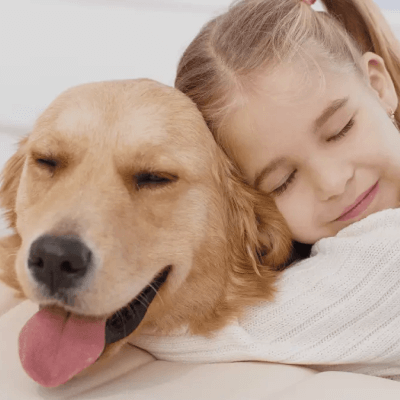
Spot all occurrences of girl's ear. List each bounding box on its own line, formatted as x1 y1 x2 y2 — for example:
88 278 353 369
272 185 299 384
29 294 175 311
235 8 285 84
362 52 399 112
0 136 29 230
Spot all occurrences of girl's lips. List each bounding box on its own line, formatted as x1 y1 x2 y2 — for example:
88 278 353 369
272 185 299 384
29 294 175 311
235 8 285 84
336 181 379 222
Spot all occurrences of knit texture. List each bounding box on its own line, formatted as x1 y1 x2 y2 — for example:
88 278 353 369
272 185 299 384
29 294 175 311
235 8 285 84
129 208 400 380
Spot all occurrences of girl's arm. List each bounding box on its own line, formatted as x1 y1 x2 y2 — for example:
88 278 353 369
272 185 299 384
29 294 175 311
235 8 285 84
130 208 400 380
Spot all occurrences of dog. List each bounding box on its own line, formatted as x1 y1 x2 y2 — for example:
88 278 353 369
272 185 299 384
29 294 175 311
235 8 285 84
0 79 291 387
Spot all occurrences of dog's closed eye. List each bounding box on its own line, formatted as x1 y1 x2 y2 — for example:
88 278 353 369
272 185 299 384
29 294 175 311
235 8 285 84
134 172 178 190
35 158 58 169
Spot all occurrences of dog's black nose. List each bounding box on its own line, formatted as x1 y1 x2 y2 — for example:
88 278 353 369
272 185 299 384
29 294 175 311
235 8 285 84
28 235 92 295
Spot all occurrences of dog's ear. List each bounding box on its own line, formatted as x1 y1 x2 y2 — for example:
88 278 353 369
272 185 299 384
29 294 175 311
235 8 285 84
223 161 292 270
0 234 24 296
214 153 292 301
251 186 293 270
0 136 27 295
0 136 29 230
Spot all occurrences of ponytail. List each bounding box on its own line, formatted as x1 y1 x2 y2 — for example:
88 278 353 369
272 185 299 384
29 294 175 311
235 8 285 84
322 0 400 121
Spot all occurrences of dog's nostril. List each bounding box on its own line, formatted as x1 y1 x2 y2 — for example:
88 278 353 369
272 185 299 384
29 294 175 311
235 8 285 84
60 260 76 274
29 257 44 269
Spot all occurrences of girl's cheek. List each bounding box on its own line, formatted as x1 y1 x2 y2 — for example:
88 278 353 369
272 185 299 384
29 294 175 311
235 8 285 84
276 194 308 230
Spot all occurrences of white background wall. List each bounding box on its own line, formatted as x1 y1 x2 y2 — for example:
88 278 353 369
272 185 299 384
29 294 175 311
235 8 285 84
0 0 399 136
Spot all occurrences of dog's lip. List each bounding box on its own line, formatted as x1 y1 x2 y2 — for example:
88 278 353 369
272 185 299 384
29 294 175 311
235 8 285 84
105 265 171 344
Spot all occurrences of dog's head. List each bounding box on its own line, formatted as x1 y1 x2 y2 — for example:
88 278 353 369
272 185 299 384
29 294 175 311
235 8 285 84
0 79 291 386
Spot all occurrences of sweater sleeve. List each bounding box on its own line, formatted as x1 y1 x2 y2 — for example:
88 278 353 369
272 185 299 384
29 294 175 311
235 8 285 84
129 208 400 380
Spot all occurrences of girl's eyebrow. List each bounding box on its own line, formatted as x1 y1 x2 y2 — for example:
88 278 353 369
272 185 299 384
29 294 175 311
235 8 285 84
314 97 349 131
253 157 286 189
253 97 349 189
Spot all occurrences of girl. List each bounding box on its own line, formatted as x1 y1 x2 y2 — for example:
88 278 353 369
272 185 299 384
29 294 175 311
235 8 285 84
175 0 400 250
130 0 400 380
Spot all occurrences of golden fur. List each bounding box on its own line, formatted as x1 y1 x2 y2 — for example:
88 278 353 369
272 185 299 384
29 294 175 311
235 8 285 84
0 79 291 364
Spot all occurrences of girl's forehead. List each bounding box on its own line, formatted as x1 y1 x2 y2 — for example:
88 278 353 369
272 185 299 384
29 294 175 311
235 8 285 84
243 59 363 127
250 61 344 106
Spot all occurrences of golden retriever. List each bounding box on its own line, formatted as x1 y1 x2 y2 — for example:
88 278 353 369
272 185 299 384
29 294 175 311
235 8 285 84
0 79 291 387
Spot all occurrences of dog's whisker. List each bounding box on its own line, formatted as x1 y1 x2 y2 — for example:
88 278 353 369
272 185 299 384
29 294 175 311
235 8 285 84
128 274 166 307
127 303 139 318
136 293 151 308
148 283 165 306
135 293 147 306
5 251 17 260
117 310 127 339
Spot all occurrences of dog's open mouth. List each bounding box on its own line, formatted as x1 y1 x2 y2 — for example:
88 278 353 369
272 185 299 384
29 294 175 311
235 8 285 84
18 266 171 387
105 265 171 344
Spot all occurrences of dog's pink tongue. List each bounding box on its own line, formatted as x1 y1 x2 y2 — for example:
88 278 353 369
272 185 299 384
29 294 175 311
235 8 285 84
18 307 106 387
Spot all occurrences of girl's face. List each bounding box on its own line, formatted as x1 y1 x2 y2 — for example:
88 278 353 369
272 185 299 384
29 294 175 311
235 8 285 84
228 53 400 244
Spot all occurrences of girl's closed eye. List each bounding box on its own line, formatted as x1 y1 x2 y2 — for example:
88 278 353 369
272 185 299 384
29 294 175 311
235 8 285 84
327 117 356 142
271 117 356 197
271 170 297 197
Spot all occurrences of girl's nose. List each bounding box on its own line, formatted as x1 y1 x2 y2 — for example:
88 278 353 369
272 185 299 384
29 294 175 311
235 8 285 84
309 158 354 201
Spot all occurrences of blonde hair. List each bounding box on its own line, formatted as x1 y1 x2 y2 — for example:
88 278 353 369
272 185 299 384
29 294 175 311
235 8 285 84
175 0 400 156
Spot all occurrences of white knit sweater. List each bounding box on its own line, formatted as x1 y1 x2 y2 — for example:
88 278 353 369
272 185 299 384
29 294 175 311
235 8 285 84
130 208 400 381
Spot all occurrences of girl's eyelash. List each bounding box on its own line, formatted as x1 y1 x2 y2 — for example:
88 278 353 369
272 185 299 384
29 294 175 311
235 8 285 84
270 117 356 197
327 117 355 142
271 170 297 196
